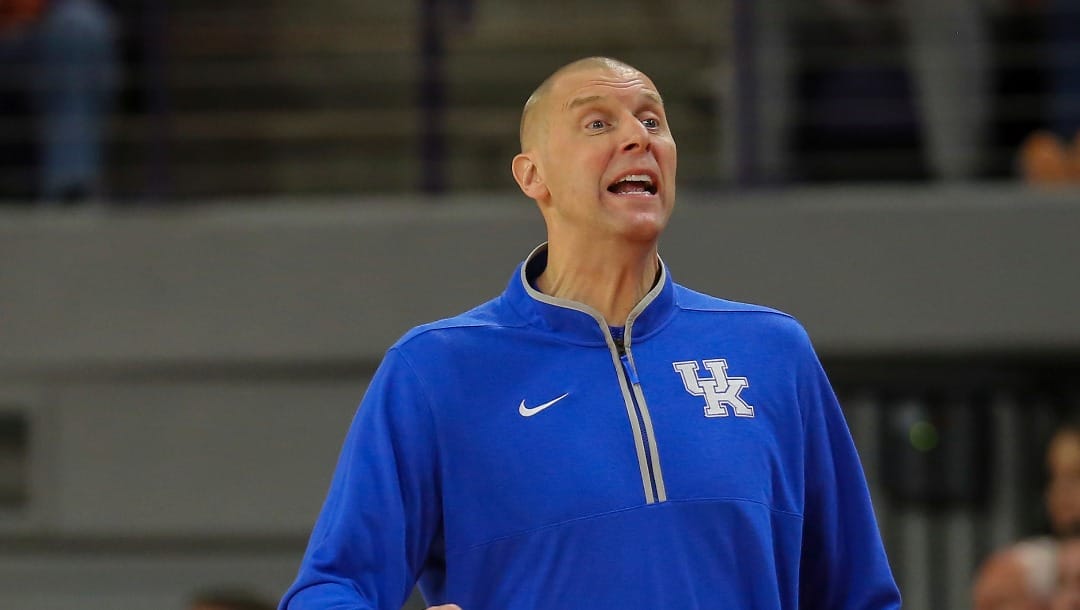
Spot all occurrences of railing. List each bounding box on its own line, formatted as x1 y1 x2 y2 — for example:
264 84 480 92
1 1 731 201
3 2 1079 201
731 0 1080 186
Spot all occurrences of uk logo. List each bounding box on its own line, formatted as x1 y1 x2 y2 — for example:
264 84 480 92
672 359 755 418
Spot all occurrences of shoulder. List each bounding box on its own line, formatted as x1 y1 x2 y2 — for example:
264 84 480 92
390 294 524 355
673 283 812 345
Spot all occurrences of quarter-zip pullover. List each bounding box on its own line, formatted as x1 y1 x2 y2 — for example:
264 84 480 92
280 245 901 610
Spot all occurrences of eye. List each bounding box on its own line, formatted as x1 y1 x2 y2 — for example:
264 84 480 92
641 117 660 130
587 119 606 130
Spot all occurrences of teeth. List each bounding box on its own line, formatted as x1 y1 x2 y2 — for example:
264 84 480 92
617 174 653 185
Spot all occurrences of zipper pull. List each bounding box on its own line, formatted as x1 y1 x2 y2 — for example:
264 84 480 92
619 352 640 385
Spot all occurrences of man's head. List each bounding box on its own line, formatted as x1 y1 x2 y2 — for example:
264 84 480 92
1048 425 1080 536
973 541 1057 610
511 57 677 245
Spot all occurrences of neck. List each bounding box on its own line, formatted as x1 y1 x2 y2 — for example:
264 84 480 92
536 237 659 327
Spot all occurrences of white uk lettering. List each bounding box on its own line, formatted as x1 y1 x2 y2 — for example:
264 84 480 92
672 359 755 418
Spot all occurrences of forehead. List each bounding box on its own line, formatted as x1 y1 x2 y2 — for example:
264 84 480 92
549 67 663 111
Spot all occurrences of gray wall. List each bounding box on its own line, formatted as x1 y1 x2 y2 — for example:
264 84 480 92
5 186 1078 372
1 185 1077 610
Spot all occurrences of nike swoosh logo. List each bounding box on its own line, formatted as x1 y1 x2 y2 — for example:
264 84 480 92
519 393 570 417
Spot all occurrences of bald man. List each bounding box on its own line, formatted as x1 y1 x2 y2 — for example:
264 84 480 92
280 57 899 610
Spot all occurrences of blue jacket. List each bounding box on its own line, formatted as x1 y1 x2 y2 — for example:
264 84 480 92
281 246 901 610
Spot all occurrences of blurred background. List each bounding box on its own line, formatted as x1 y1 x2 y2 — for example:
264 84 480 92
1 1 1079 609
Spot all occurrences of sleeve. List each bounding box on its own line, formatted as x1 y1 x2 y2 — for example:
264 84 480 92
279 347 444 610
797 340 902 610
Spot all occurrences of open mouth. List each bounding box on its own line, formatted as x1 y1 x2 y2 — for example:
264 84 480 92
607 174 657 196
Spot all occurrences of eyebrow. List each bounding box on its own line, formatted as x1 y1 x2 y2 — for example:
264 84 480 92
566 91 664 111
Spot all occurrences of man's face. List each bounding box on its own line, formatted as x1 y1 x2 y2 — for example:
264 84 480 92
530 66 677 243
1048 432 1080 535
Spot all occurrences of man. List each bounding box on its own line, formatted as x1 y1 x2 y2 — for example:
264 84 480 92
0 0 118 202
972 540 1057 610
280 57 900 610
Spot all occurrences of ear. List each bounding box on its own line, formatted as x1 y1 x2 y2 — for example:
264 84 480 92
512 152 548 201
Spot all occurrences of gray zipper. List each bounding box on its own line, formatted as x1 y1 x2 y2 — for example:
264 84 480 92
520 253 668 504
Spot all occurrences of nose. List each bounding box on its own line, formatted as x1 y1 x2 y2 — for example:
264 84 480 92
620 117 650 153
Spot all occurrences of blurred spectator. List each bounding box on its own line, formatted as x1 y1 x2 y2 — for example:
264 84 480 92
1051 533 1080 610
1018 131 1078 185
187 588 276 610
1017 0 1080 186
901 0 992 181
972 539 1057 610
973 420 1080 610
1048 422 1080 536
0 0 118 203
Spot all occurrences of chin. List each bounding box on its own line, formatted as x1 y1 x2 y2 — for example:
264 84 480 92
616 214 668 243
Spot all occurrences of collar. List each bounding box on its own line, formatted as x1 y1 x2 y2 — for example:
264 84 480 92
503 243 676 347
